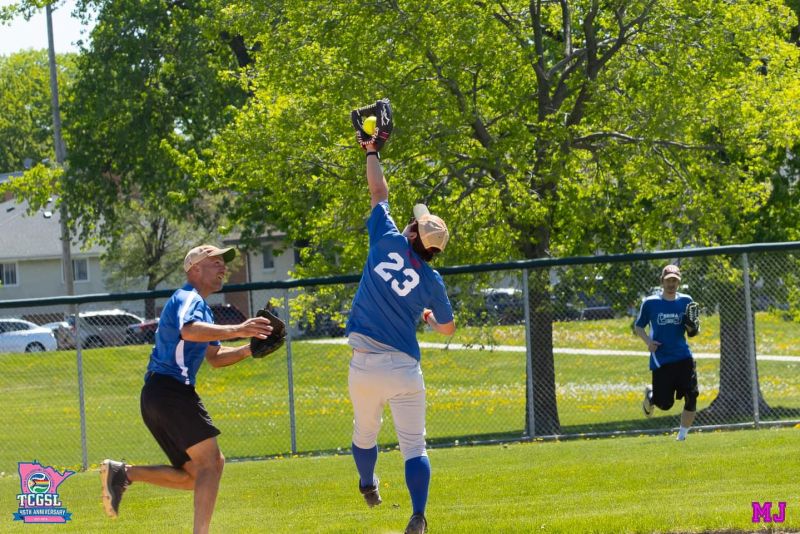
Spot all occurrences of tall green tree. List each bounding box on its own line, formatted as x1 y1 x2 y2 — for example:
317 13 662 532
2 1 252 294
100 199 225 318
0 49 74 173
62 0 252 244
211 0 800 434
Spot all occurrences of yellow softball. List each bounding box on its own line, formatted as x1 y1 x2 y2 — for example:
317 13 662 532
363 116 377 136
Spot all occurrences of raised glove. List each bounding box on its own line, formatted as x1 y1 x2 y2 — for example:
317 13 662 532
350 98 393 151
682 301 700 337
250 307 286 358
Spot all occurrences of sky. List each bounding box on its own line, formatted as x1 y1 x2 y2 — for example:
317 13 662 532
0 0 93 56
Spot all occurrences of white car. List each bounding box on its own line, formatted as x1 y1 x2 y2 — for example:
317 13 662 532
0 319 58 353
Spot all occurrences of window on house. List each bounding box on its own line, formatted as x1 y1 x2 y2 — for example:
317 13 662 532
73 258 89 282
0 263 18 286
62 258 89 282
262 245 274 270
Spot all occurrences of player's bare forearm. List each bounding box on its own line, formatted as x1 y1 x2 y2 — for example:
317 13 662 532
423 309 456 336
634 325 659 352
182 317 272 342
205 344 251 368
364 143 388 207
432 319 456 336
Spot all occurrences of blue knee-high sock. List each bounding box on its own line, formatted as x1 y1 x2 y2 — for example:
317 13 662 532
352 443 378 487
404 455 431 515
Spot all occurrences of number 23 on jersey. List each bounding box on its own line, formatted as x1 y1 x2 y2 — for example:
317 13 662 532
374 252 420 297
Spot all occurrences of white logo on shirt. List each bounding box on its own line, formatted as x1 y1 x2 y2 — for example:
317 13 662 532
657 312 681 326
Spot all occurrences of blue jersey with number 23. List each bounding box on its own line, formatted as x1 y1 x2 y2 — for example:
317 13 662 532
346 201 453 360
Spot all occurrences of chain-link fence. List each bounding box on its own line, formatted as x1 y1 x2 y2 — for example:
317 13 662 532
2 243 800 472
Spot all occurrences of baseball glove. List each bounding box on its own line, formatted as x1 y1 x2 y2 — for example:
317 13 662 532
250 307 286 358
682 301 700 337
350 98 393 151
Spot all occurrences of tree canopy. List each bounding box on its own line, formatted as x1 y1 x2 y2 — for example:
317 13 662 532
0 49 75 173
208 0 800 277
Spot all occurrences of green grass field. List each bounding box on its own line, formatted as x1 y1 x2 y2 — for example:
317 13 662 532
2 312 800 474
1 427 798 533
2 311 799 532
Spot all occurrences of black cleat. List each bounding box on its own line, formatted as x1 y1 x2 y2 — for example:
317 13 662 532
405 513 428 534
359 476 382 508
642 385 654 417
100 459 129 518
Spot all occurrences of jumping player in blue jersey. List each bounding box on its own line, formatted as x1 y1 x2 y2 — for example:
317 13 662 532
346 141 455 534
635 264 700 441
100 245 274 534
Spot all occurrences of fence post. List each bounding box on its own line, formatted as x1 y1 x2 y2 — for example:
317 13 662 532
741 253 759 427
283 290 297 453
522 269 535 437
75 306 88 471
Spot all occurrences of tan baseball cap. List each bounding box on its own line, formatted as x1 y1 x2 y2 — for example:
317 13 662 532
413 204 450 252
184 245 236 272
661 264 681 280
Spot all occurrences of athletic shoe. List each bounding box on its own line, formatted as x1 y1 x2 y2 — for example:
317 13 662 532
359 476 382 508
100 459 129 518
642 385 654 417
404 513 428 534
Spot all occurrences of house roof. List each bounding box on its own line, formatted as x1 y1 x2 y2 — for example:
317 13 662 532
0 171 23 183
0 195 103 262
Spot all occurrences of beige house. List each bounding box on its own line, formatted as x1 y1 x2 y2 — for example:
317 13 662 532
0 193 106 304
0 176 296 322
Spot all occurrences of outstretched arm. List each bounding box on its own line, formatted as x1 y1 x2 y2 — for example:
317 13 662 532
364 142 388 208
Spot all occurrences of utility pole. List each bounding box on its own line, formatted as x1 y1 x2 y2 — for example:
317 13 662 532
47 5 86 472
46 3 74 297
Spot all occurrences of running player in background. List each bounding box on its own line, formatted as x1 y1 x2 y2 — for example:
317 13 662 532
635 264 700 441
345 141 456 534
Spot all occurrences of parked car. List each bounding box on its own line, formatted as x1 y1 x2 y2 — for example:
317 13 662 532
579 306 615 320
0 319 58 353
210 304 247 325
41 321 73 350
481 288 524 325
299 311 347 338
126 318 159 345
126 303 248 345
67 310 145 348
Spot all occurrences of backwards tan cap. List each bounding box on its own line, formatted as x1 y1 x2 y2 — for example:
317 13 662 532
184 245 236 272
413 204 450 252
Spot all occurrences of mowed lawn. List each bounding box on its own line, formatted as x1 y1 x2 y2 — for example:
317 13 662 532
2 311 800 474
0 427 798 533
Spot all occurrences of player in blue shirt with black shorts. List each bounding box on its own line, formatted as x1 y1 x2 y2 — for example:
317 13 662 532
635 264 700 441
100 245 274 533
346 141 456 534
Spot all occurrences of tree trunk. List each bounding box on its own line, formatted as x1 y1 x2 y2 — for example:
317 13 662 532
525 269 561 436
702 285 770 422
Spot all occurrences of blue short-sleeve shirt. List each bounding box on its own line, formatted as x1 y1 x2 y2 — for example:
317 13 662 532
346 201 453 360
146 283 220 385
635 292 694 370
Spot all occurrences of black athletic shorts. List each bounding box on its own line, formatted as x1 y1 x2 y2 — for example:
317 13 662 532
140 372 221 468
652 357 698 410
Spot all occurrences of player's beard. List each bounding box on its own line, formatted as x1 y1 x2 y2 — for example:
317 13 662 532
411 234 436 262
